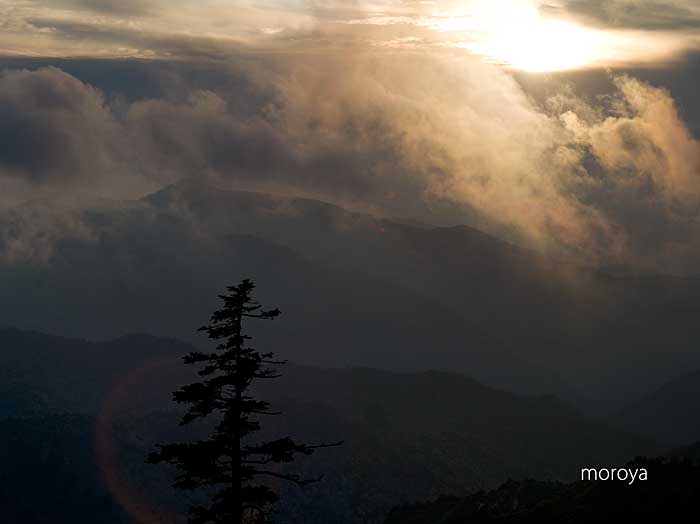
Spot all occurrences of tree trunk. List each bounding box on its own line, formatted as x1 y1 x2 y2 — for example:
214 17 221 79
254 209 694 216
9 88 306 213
233 314 243 523
233 399 242 523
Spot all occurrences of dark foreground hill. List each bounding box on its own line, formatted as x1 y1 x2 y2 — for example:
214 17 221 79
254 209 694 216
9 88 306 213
384 456 700 524
0 330 657 523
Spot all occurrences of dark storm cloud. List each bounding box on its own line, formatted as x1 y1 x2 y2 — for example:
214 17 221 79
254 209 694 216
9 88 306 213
0 59 429 213
543 0 700 31
0 67 123 183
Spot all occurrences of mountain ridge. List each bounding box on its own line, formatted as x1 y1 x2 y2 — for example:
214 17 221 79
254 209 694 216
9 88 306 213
4 180 700 410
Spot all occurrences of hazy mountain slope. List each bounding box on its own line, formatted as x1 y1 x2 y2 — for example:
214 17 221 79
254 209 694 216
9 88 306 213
251 366 658 523
0 329 192 418
4 181 700 408
141 182 700 408
0 216 562 397
615 369 700 446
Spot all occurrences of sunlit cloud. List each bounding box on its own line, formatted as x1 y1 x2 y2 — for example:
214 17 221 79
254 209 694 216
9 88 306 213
0 0 314 58
2 1 700 271
544 0 700 31
0 0 698 69
442 3 694 72
405 0 699 71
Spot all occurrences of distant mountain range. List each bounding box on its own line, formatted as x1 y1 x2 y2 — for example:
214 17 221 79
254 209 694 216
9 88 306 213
615 369 700 446
0 415 131 523
261 366 658 523
3 180 700 411
0 329 659 524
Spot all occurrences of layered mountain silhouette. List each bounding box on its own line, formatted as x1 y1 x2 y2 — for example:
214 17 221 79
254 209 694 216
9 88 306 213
0 415 131 523
3 181 700 411
0 328 193 418
259 366 658 523
615 368 700 445
0 330 657 524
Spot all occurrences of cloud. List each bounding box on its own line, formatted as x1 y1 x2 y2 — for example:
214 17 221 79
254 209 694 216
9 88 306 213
544 0 700 31
557 76 700 269
0 67 119 182
49 0 157 16
0 200 96 264
0 66 156 203
120 56 700 271
0 1 699 276
126 90 293 185
0 0 697 68
1 51 700 273
0 0 314 58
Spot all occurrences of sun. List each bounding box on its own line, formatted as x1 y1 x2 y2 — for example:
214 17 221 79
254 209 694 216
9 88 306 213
470 17 609 72
432 1 613 73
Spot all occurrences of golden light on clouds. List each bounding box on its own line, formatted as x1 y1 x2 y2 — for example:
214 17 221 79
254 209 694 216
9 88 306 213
1 2 700 272
0 1 697 68
466 20 606 73
441 1 611 72
423 0 695 72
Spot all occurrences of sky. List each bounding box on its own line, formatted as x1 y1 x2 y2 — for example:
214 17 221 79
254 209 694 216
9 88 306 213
1 1 699 68
1 0 700 273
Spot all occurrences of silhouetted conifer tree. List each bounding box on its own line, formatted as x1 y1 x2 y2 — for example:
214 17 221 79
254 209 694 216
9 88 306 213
148 279 338 523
